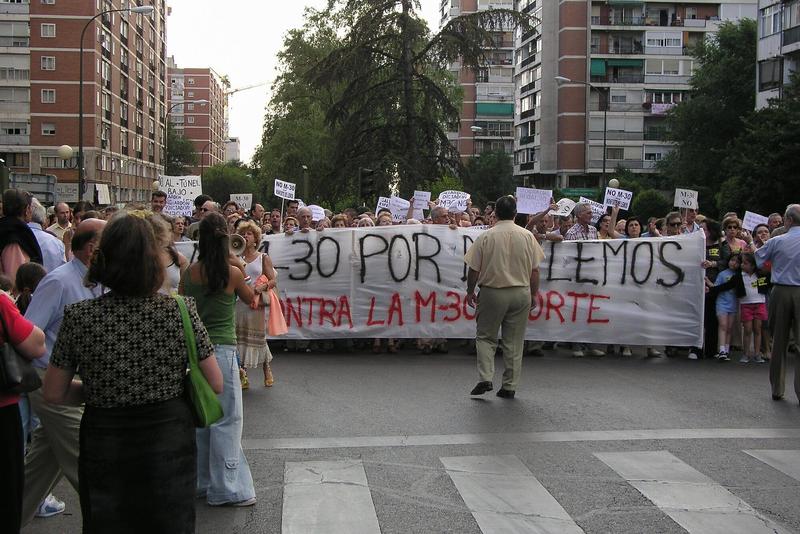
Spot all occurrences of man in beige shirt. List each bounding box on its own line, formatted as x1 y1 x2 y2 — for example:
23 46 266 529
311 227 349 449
464 195 545 398
46 202 71 240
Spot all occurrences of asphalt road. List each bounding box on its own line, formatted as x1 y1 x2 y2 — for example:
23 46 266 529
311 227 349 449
22 345 800 533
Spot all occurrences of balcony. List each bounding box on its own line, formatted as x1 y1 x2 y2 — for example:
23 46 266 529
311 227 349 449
520 108 537 119
0 102 30 115
589 131 644 141
607 43 644 55
520 55 537 68
784 26 800 47
104 110 112 121
519 135 535 145
0 134 29 145
591 74 645 84
121 63 128 74
120 118 128 128
589 102 644 112
589 158 647 169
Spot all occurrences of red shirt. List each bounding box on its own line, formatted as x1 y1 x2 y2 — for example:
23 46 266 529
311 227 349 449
0 292 35 407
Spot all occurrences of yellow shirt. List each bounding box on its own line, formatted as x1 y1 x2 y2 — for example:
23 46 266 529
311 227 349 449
464 220 545 289
46 222 70 240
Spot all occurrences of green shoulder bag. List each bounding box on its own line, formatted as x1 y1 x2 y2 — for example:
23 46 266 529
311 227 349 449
174 295 223 427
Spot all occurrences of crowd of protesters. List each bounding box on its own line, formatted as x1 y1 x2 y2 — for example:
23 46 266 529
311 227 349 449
1 184 798 532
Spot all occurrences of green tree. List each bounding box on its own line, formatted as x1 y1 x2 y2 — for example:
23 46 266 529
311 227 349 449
658 19 757 196
201 162 255 204
463 149 514 206
420 173 464 200
165 122 198 176
309 0 530 198
718 72 800 216
630 189 672 222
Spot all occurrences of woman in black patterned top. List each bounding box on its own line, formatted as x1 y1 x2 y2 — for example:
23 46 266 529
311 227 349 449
43 214 222 533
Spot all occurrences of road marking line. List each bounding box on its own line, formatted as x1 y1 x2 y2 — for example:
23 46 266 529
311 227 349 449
243 427 800 450
281 459 380 534
441 455 584 534
595 450 792 534
744 450 800 482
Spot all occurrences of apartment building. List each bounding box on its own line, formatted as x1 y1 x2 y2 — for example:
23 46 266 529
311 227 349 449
0 0 169 203
167 56 226 175
756 0 800 108
512 0 756 189
440 0 517 160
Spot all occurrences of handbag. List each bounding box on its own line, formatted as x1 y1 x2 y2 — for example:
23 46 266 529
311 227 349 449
0 300 42 394
174 295 223 428
267 288 288 336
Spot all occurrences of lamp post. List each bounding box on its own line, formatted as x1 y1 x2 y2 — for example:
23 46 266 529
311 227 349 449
470 125 482 158
555 75 608 182
78 5 154 201
301 164 308 201
164 99 208 173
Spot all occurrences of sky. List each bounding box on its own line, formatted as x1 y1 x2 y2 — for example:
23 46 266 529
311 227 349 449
166 1 441 165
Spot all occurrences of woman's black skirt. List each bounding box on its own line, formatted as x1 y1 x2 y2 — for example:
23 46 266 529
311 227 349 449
79 397 196 534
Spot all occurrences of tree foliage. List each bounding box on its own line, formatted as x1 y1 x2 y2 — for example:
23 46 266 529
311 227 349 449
630 189 673 222
165 122 198 176
718 72 800 215
658 19 757 196
201 162 255 204
252 1 532 209
463 150 514 207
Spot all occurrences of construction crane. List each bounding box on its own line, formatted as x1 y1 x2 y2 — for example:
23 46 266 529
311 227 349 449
225 81 267 96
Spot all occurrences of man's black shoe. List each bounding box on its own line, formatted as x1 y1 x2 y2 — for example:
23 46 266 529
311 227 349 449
470 381 493 395
496 388 515 399
772 394 784 401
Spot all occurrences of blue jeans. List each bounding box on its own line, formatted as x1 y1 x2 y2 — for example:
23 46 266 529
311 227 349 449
196 345 255 505
18 393 40 449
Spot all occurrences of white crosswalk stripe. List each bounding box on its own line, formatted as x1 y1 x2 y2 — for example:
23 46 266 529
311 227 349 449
281 459 381 534
595 450 793 534
744 450 800 482
441 455 585 534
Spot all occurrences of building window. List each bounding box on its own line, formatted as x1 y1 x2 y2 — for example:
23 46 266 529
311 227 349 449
187 103 194 110
40 23 55 37
40 56 55 71
758 58 783 91
760 5 782 37
606 147 624 160
1 122 29 135
41 89 56 103
41 0 56 4
187 116 195 124
41 123 56 135
187 91 194 97
187 77 195 85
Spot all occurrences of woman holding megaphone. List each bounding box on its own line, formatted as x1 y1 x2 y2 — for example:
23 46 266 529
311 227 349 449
179 211 267 507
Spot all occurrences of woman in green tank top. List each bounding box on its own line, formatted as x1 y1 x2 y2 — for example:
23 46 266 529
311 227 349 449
179 211 266 506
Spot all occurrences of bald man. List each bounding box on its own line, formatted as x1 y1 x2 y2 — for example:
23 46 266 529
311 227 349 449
20 218 107 525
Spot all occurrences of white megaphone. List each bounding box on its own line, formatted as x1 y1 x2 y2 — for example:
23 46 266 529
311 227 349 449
229 233 246 256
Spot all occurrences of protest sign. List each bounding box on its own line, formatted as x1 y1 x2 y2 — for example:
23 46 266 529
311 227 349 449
274 179 296 200
742 211 768 232
375 196 391 216
437 190 469 212
307 204 326 222
96 184 111 205
549 198 576 217
603 187 633 210
413 191 432 210
230 193 252 211
182 229 707 346
389 196 411 223
579 196 606 224
516 187 552 215
296 199 306 209
160 175 202 216
674 189 699 210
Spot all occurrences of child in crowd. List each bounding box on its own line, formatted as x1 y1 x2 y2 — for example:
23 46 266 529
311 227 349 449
713 253 741 361
14 262 47 314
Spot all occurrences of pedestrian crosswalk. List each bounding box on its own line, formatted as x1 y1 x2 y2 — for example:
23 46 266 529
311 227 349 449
277 450 800 534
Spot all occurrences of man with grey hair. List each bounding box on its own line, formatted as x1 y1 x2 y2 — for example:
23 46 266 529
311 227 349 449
756 204 800 403
28 198 65 272
564 202 603 357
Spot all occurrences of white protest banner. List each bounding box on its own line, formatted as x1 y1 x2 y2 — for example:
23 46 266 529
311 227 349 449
674 188 699 210
579 196 606 224
307 205 326 222
516 187 553 215
230 193 252 211
96 184 111 205
437 190 469 212
603 187 633 210
179 229 705 346
742 211 768 232
549 198 576 217
375 196 391 216
389 196 411 223
413 190 432 210
274 179 296 200
160 175 203 216
296 199 306 209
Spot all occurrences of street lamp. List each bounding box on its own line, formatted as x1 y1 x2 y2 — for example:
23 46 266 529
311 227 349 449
555 75 609 181
470 125 483 158
78 5 154 201
301 165 308 201
164 99 208 173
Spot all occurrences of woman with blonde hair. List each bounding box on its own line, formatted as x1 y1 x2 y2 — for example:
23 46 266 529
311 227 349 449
144 212 189 295
235 220 277 387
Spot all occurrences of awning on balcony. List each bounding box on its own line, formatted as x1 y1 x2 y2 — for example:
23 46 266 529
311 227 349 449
590 59 607 76
475 103 514 116
606 59 644 67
